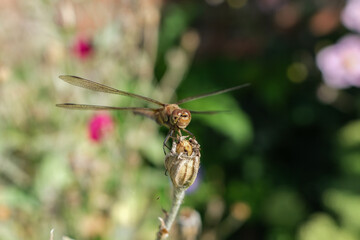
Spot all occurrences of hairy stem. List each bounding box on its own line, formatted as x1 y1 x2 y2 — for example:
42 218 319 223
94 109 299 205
165 187 186 230
156 187 186 240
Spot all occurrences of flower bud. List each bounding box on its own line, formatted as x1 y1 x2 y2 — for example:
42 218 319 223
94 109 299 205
165 137 201 189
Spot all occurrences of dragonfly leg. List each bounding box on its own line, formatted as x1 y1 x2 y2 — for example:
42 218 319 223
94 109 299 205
163 129 174 155
182 128 195 138
178 129 182 137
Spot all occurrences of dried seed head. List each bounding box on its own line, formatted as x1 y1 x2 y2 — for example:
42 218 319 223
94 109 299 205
176 139 193 156
165 137 201 189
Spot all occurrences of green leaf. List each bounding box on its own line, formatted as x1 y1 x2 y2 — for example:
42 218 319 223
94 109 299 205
184 94 253 147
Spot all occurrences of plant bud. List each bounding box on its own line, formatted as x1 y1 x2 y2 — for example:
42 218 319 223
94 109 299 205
165 137 201 189
177 207 202 240
176 138 193 156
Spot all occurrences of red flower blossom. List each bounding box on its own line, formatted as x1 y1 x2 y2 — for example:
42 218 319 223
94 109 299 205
88 113 114 143
72 36 93 60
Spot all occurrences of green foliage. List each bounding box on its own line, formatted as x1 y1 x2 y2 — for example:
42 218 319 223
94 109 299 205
298 214 357 240
263 189 306 228
183 93 252 147
324 190 360 234
0 1 360 240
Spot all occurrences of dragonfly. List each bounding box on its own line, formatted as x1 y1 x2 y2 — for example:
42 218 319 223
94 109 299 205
56 75 249 153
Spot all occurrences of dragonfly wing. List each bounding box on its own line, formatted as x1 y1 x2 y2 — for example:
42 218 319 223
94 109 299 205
59 75 165 106
57 103 160 122
190 110 231 115
132 108 160 122
176 83 250 105
56 103 156 112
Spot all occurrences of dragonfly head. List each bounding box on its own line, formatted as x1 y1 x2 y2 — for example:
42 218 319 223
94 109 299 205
171 109 191 129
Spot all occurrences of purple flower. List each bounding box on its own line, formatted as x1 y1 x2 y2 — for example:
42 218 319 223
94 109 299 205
186 169 202 194
88 113 114 143
316 34 360 88
341 0 360 33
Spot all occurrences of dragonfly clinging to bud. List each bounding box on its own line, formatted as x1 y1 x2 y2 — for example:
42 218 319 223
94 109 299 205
56 75 249 153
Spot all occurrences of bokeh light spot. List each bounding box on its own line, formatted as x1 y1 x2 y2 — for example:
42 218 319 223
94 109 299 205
227 0 247 9
287 62 308 83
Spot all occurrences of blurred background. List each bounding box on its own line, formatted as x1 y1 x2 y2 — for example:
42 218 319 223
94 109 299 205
1 0 360 239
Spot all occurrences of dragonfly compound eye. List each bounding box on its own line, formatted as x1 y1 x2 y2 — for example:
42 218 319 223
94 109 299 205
176 110 191 129
170 109 182 125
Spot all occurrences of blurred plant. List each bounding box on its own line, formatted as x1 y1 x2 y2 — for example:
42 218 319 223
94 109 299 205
186 168 202 194
341 0 360 34
87 112 115 143
316 0 360 89
309 6 340 36
71 36 94 60
256 0 286 13
216 202 251 239
337 120 360 175
324 189 360 234
298 213 357 240
0 0 207 239
316 34 360 88
175 207 202 240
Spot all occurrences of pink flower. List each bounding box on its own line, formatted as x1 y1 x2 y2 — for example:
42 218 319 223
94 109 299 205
72 36 93 60
316 34 360 88
88 113 115 143
341 0 360 33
